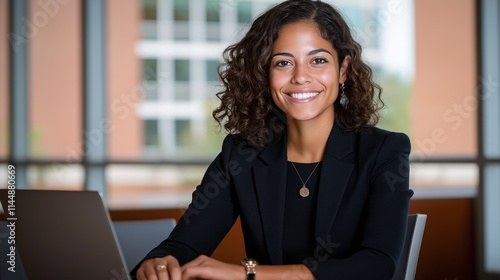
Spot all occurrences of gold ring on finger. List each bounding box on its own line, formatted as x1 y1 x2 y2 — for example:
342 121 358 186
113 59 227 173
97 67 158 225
155 264 167 271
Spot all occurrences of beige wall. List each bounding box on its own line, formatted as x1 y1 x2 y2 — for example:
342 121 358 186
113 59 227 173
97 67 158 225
412 0 476 158
19 0 142 159
3 0 478 161
0 1 9 158
107 0 142 159
29 0 82 159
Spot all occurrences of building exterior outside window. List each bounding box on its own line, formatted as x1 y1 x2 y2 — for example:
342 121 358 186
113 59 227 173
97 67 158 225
136 0 415 161
0 0 480 210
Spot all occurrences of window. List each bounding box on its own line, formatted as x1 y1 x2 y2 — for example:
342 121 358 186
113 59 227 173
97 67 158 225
174 0 189 21
408 0 477 194
141 0 157 39
28 5 82 160
206 0 221 22
144 119 159 147
175 119 190 147
0 1 11 192
478 0 500 276
0 2 8 180
0 1 9 161
142 0 157 20
142 59 158 100
1 0 484 209
143 59 157 81
3 0 84 192
174 59 190 82
3 2 499 278
206 60 220 82
237 1 253 23
174 59 190 100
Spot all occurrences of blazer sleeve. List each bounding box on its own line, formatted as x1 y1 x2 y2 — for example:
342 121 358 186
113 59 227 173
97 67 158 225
130 135 240 276
307 132 413 280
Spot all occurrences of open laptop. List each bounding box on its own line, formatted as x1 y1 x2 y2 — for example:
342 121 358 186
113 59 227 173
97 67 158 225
0 189 132 280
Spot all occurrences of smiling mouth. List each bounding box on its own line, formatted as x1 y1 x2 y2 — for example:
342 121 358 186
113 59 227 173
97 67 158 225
289 92 320 100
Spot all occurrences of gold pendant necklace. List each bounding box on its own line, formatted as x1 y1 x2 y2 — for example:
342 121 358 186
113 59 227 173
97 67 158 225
290 161 320 198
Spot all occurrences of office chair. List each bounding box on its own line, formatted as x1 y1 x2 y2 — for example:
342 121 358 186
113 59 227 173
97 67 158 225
392 214 427 280
113 218 176 271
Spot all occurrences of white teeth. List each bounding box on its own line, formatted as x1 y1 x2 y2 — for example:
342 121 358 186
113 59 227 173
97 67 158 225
290 92 319 99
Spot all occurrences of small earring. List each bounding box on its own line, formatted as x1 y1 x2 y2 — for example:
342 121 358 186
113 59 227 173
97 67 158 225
339 83 349 109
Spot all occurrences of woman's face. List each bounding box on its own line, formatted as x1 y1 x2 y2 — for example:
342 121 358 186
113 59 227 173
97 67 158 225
270 21 349 124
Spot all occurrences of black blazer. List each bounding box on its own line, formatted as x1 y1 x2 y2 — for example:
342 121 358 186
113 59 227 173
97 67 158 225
134 123 413 279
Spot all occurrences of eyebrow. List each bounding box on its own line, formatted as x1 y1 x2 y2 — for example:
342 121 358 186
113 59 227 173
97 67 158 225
271 48 333 58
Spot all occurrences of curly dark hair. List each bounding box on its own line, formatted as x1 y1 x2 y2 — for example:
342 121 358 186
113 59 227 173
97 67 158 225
213 0 383 149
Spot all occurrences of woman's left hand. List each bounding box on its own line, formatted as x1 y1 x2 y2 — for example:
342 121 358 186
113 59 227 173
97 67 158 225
180 255 245 280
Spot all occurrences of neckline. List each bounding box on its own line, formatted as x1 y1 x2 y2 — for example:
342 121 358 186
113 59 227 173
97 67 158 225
288 160 322 165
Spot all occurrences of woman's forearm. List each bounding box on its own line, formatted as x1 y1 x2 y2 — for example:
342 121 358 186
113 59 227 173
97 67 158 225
255 264 316 280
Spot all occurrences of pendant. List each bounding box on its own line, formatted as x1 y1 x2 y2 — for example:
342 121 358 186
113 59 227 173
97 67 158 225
299 185 310 198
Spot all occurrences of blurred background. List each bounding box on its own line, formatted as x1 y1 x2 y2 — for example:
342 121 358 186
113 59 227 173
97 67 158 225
0 0 499 279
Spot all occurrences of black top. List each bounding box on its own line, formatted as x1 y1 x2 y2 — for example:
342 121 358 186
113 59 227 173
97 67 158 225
283 161 322 264
133 123 413 280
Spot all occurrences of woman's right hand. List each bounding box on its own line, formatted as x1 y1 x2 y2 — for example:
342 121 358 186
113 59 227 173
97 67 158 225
136 255 182 280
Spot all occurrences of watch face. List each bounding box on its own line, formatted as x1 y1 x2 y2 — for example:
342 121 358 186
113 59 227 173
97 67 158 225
241 258 258 274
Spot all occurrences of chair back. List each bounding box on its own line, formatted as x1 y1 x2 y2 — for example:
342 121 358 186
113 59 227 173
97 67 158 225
392 214 427 280
113 218 176 271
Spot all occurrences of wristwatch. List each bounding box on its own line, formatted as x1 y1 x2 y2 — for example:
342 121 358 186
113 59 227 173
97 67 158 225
241 258 258 280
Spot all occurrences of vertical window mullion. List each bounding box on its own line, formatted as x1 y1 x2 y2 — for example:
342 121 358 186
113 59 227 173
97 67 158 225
10 0 29 189
481 0 500 159
82 0 107 195
479 0 500 277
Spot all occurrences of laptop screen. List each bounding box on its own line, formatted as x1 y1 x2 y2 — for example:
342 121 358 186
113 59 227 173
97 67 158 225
0 189 130 280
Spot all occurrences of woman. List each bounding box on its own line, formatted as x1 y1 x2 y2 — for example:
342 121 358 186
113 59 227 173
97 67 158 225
135 0 412 279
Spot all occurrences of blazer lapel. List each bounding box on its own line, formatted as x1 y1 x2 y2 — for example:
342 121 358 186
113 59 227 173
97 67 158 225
315 123 355 238
253 135 287 264
251 123 356 263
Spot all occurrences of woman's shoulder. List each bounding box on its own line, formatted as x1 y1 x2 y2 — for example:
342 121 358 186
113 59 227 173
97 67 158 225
359 126 409 141
221 133 250 149
357 126 411 153
220 133 261 161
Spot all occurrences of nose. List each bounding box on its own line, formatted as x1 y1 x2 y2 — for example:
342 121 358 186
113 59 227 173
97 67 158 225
291 63 311 84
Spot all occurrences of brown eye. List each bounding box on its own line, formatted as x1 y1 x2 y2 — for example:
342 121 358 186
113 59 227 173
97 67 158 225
275 60 292 67
312 58 327 64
